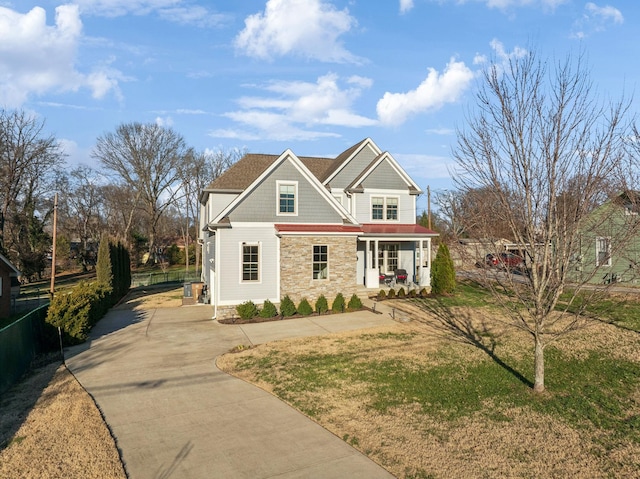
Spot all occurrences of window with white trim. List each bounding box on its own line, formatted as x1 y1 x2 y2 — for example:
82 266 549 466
386 197 398 220
277 181 297 215
371 196 399 221
242 243 260 282
596 237 611 267
312 245 328 280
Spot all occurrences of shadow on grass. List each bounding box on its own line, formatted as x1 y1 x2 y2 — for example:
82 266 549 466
0 359 61 452
408 297 534 389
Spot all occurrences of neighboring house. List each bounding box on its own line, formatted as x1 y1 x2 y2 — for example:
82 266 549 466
569 191 640 285
0 253 21 319
199 138 438 319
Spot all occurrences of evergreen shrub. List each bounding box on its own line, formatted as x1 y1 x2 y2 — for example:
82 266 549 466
315 295 329 314
259 299 278 318
347 294 362 310
280 295 297 316
331 293 345 313
297 298 314 316
236 301 258 320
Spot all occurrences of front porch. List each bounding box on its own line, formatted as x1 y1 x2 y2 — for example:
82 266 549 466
358 224 437 290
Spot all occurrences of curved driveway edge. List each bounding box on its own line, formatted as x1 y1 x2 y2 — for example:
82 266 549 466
65 305 397 478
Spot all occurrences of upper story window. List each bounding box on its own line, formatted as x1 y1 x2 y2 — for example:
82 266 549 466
386 197 398 220
372 197 384 220
277 181 297 216
371 196 399 221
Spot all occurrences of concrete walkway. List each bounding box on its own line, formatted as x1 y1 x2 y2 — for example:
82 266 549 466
65 303 398 479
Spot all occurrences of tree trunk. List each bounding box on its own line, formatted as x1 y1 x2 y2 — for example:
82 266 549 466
533 335 545 393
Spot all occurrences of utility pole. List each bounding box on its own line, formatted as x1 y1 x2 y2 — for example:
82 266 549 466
427 185 432 230
50 193 58 299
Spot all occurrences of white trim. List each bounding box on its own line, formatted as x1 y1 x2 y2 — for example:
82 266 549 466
595 236 612 267
276 180 298 216
312 244 329 280
277 231 359 237
347 152 423 195
370 195 400 222
212 150 359 225
323 138 382 185
239 241 262 284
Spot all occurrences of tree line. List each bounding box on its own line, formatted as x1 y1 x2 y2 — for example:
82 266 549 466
0 111 244 281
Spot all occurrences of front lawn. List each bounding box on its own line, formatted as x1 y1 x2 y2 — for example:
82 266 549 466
218 284 640 478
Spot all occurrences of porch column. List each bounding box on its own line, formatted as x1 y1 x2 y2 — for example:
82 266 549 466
364 238 379 288
418 239 432 288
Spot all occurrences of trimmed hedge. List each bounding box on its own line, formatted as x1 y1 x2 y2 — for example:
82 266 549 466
331 293 345 313
45 282 112 344
280 295 297 317
260 299 278 318
347 294 362 310
298 298 313 316
236 301 258 320
315 295 328 314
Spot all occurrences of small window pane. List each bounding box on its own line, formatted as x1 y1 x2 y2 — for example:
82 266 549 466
279 184 295 213
372 197 384 220
386 198 398 220
313 245 328 279
242 245 259 281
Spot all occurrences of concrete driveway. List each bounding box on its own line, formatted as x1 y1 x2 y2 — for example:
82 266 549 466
65 304 397 479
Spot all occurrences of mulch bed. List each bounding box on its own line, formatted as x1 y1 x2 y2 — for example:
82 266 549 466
217 306 378 325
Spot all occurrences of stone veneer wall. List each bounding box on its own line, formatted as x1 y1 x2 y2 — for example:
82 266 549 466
280 235 358 306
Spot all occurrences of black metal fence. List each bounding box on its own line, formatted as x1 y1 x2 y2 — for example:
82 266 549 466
0 305 56 396
131 270 202 288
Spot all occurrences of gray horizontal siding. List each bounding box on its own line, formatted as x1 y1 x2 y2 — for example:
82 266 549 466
229 159 342 223
218 226 279 303
362 160 408 190
329 143 378 189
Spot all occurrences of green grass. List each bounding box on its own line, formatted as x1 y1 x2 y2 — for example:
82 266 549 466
234 339 640 447
420 280 494 308
559 291 640 332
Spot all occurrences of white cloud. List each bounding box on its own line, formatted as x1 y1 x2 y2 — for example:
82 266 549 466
400 0 414 14
426 128 455 135
235 0 360 63
483 0 568 10
210 73 375 141
376 58 474 126
74 0 179 17
572 2 623 38
0 5 121 107
155 116 174 127
74 0 227 27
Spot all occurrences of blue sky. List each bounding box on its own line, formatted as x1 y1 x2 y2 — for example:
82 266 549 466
1 0 637 213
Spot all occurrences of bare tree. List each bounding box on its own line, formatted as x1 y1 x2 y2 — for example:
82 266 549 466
93 122 189 261
0 109 65 255
177 147 245 273
453 49 640 393
58 165 105 271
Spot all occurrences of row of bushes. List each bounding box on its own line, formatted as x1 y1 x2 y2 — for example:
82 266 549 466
377 287 429 300
236 293 364 320
46 236 132 345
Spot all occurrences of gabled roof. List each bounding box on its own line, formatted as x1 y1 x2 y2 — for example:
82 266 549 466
208 149 359 226
205 154 335 193
321 138 381 185
345 151 423 195
201 138 422 204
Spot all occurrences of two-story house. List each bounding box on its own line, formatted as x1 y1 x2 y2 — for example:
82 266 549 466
199 138 438 319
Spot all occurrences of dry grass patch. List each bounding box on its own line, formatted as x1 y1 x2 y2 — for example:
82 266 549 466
0 363 126 479
218 305 640 479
